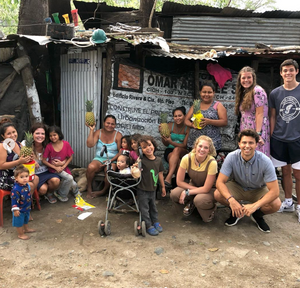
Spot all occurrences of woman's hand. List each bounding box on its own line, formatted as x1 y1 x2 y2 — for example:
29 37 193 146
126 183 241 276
161 135 171 144
199 118 210 129
19 155 32 164
179 190 186 204
85 122 96 131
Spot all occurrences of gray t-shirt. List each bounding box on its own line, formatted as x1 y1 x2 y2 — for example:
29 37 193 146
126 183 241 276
220 150 277 191
269 84 300 142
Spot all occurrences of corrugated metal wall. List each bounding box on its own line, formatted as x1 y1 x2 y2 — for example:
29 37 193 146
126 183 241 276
172 16 300 47
60 48 102 167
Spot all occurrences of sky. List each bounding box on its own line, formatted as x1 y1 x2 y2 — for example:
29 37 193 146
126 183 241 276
275 0 300 11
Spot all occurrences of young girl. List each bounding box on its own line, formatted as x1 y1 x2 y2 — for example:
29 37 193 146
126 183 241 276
136 135 166 236
120 135 131 152
42 126 79 202
130 134 141 163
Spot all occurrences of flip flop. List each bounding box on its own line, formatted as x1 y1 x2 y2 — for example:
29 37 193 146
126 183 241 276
183 202 195 217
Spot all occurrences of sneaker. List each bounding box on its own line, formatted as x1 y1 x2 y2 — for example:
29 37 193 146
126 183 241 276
277 200 295 212
251 213 270 233
147 226 159 236
72 186 81 197
153 222 163 233
296 207 300 223
224 214 241 227
54 191 68 202
44 193 57 204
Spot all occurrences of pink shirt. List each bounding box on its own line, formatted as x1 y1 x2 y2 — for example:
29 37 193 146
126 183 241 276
43 140 74 174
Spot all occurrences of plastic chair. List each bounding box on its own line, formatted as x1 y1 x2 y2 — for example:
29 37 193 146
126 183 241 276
0 188 41 227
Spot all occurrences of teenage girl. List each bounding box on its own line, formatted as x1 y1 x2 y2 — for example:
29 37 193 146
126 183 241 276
42 126 79 202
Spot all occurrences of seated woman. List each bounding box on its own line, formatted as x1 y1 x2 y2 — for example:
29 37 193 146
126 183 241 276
31 123 60 204
86 115 122 198
0 119 39 192
170 135 218 222
160 106 189 188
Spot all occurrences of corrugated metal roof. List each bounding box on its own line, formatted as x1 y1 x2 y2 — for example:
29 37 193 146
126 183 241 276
171 16 300 47
160 1 300 18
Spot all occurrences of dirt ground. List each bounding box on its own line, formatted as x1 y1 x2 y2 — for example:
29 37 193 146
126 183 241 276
1 186 300 288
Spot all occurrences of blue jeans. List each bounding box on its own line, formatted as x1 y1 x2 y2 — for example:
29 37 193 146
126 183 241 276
137 189 158 229
57 171 77 197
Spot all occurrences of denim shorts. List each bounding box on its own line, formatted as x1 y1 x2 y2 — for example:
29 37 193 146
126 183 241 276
12 211 30 227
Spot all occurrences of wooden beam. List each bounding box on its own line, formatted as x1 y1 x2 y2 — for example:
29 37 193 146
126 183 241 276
0 71 17 101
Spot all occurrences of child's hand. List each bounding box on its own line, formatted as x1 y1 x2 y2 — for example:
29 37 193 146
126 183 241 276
35 162 40 169
55 166 64 173
53 159 65 166
161 187 166 197
13 210 20 217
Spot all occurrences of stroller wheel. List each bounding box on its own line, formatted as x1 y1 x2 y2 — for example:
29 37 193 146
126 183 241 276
134 221 139 236
141 221 146 237
104 220 111 235
98 220 105 236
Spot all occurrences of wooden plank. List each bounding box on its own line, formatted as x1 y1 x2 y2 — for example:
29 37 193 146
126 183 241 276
0 71 17 101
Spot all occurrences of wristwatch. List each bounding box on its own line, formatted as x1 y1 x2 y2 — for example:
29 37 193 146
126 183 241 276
185 189 190 196
257 131 262 136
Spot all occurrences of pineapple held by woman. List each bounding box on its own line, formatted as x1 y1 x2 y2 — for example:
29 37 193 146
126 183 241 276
85 100 96 126
20 131 34 160
191 99 204 129
159 112 170 138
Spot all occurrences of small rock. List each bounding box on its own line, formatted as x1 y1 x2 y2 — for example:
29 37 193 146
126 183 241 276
212 260 218 265
45 274 53 280
103 271 114 277
172 235 176 239
143 281 150 285
263 241 270 246
188 239 195 245
201 273 206 277
296 279 300 282
154 247 164 255
0 242 9 246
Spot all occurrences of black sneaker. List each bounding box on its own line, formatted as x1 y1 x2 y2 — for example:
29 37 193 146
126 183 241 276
251 214 270 233
224 214 240 226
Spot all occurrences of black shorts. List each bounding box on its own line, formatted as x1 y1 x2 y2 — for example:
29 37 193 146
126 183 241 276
270 137 300 164
164 148 174 162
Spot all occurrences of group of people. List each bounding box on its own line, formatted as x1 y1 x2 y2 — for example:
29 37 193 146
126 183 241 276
1 58 300 239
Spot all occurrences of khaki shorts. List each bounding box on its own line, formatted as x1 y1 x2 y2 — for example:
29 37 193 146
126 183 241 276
225 180 268 203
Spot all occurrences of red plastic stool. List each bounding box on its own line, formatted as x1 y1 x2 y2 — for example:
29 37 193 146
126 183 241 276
0 188 41 227
0 189 11 227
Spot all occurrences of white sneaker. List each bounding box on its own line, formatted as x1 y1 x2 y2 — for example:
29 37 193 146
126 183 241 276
296 207 300 223
277 200 295 212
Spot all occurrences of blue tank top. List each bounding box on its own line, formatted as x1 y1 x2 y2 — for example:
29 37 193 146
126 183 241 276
94 130 118 162
167 123 187 149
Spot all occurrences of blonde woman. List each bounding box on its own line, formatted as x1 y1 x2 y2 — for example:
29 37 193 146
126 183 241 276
170 135 218 222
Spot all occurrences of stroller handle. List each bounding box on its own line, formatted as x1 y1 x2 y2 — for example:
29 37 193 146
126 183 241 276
100 145 108 157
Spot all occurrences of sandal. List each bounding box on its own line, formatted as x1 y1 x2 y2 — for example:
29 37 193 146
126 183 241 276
183 202 195 217
45 193 57 204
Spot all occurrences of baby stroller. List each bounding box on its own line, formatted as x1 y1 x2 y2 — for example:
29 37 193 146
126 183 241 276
97 146 146 237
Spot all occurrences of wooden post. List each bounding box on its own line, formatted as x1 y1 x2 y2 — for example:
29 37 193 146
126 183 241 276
17 39 42 124
102 41 115 122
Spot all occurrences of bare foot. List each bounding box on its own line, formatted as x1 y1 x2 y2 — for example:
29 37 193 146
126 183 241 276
86 191 94 199
24 228 36 233
18 234 30 240
29 215 33 221
91 190 106 198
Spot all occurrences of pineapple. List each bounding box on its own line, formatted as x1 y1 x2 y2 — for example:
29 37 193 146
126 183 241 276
20 131 34 158
85 100 96 126
160 112 170 138
192 99 204 129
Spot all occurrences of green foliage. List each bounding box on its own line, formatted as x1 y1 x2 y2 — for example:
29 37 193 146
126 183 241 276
0 0 20 36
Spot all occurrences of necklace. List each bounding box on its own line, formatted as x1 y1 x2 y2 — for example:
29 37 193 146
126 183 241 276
195 155 207 167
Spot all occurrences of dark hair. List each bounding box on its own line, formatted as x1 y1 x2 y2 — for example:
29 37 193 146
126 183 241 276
138 135 158 152
48 125 64 140
117 154 130 166
280 59 299 72
0 119 17 140
121 135 132 151
104 114 116 123
200 81 216 92
238 129 259 143
131 133 141 143
31 122 48 148
14 165 29 178
172 106 186 116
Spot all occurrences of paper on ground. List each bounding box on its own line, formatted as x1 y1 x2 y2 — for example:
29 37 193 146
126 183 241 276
77 212 93 220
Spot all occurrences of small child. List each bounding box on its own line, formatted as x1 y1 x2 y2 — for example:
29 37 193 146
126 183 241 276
130 133 141 163
42 126 79 202
116 151 131 174
137 135 166 236
120 135 131 152
11 165 36 240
